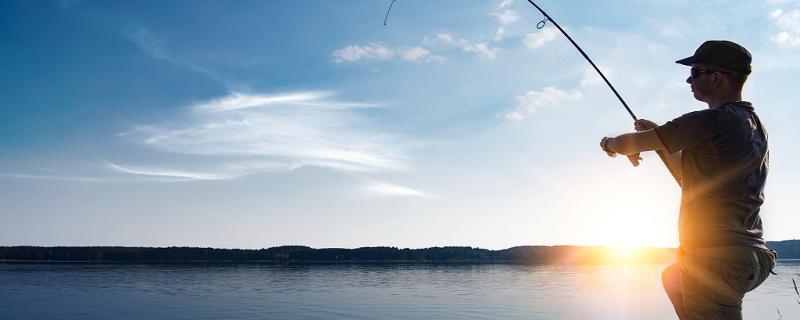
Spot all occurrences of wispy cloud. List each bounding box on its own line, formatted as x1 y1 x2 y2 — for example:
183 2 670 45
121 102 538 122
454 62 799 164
125 26 168 59
770 8 800 47
114 91 410 181
105 160 298 181
523 28 559 49
123 26 234 87
365 181 433 198
191 91 378 112
501 86 583 120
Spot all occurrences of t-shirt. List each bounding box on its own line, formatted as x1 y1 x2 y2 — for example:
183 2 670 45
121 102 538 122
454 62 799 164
654 101 768 249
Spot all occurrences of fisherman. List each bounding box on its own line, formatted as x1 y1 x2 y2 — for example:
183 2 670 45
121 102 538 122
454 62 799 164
599 40 777 319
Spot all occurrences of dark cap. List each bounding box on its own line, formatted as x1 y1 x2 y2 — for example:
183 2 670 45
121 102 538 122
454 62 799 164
676 40 752 74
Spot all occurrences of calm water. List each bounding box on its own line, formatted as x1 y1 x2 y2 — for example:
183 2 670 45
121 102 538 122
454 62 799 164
2 261 799 319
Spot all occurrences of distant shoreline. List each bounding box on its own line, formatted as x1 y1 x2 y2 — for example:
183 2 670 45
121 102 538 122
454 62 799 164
2 241 797 264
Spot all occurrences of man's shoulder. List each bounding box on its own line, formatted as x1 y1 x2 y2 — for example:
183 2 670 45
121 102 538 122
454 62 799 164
673 108 716 124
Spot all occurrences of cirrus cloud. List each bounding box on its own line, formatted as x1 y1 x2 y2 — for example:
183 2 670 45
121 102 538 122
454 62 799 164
112 91 410 181
365 181 433 198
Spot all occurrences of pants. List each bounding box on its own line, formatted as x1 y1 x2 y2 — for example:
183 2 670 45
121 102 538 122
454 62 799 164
661 246 777 320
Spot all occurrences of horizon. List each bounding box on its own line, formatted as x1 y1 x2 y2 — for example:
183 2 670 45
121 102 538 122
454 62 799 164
2 0 799 250
4 239 799 251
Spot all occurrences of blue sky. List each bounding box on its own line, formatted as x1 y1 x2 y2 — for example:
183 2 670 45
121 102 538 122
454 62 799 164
1 0 799 249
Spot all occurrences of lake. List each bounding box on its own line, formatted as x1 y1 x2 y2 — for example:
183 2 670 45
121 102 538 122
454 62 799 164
2 261 799 319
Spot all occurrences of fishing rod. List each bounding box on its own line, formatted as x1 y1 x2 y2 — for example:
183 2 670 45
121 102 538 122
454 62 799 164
526 0 681 187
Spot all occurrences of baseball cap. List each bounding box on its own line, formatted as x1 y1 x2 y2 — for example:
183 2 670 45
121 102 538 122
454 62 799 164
676 40 752 74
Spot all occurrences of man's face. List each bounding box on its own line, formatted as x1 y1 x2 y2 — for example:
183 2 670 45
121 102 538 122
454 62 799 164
686 63 718 103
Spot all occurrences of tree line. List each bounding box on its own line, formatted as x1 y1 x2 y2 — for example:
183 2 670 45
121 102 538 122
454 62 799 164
1 240 796 263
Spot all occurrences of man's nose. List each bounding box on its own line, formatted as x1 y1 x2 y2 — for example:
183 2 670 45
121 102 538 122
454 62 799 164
686 76 692 84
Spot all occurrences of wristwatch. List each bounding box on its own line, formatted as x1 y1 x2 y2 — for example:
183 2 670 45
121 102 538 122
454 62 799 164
602 137 614 153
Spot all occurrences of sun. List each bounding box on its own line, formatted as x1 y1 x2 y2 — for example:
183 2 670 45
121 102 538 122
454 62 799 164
609 244 639 261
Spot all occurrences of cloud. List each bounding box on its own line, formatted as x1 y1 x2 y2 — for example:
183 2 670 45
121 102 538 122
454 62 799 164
495 26 507 42
123 26 234 87
501 86 583 120
771 31 800 47
523 28 559 49
365 181 433 198
332 43 396 63
114 91 409 181
492 10 519 25
770 8 800 47
580 66 612 88
424 33 499 59
125 27 168 59
430 33 455 44
194 91 329 112
105 160 298 181
492 0 519 42
190 91 378 112
332 44 445 64
400 47 446 63
106 161 236 181
463 42 499 59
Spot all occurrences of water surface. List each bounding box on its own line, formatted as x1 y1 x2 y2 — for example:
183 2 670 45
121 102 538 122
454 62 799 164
2 261 799 319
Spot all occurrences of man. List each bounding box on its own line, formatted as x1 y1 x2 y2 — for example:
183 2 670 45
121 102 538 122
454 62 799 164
599 40 777 319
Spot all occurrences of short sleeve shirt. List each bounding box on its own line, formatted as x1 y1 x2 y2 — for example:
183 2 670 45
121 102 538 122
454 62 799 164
654 101 768 248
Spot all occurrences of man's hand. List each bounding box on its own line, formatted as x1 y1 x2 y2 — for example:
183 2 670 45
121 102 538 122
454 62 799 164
625 119 657 167
634 119 658 131
627 153 642 167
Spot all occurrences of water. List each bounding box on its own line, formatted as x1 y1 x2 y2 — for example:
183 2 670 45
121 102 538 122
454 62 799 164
2 261 799 319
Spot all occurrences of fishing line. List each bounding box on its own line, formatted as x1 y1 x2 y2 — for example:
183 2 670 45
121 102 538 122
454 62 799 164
314 130 355 249
527 0 681 187
384 0 397 26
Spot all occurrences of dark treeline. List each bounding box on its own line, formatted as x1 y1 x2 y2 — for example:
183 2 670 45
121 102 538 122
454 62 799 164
0 245 666 263
1 240 797 263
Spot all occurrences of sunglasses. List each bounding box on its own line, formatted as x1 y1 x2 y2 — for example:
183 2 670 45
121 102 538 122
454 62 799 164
690 68 731 79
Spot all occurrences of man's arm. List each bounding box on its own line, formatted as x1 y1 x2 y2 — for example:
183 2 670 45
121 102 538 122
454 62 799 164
605 129 662 155
602 129 683 180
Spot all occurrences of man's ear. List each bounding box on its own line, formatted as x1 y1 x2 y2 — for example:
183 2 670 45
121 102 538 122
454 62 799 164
713 72 724 87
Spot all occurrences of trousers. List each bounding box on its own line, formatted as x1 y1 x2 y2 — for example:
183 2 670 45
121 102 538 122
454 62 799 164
662 246 777 320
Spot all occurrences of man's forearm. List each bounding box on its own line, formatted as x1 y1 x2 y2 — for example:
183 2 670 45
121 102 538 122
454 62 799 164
605 130 683 181
606 130 662 155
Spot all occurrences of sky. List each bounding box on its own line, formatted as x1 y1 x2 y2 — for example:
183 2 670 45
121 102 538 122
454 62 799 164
1 0 799 250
